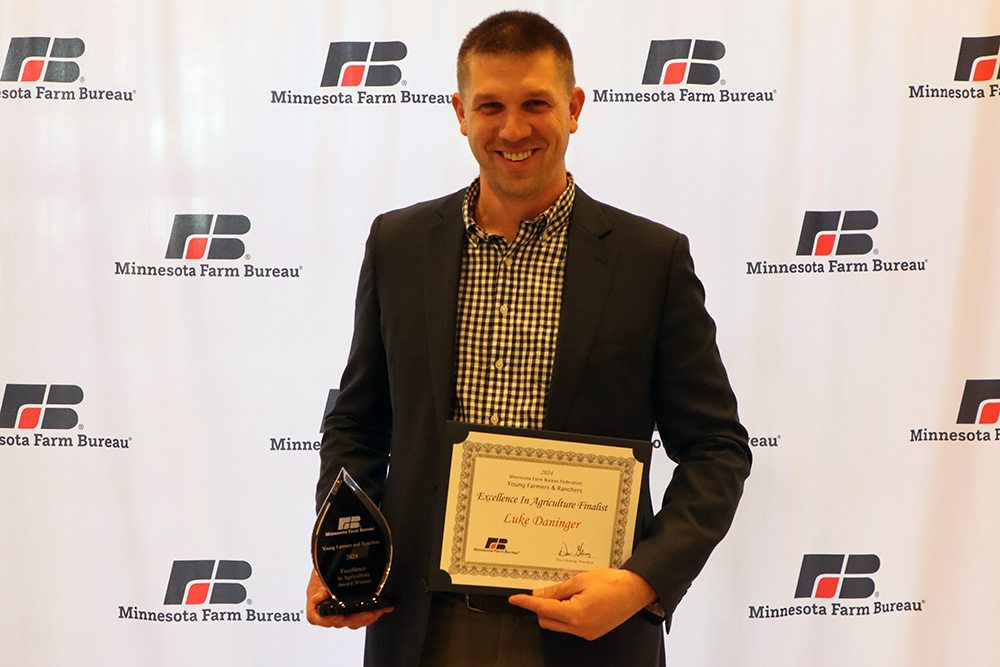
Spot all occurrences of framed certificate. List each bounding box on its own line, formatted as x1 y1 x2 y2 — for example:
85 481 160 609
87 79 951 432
428 421 651 596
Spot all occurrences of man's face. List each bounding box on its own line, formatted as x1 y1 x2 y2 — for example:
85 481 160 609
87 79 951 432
452 49 584 210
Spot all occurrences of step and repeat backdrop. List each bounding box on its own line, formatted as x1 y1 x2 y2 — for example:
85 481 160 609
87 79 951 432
2 1 998 665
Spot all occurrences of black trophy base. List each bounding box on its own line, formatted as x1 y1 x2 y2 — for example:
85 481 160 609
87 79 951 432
317 593 396 617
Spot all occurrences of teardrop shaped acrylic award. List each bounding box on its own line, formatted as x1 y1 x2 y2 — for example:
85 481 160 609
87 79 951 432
312 468 395 615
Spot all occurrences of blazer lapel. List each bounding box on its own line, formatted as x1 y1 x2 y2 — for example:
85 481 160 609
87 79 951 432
545 188 617 431
420 190 466 427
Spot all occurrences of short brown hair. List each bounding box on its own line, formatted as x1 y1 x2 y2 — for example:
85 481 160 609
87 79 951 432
457 11 575 95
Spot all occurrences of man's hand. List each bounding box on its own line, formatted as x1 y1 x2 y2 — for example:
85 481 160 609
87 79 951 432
507 568 656 641
305 569 393 629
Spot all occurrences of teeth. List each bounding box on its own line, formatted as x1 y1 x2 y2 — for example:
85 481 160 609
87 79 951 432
502 150 533 162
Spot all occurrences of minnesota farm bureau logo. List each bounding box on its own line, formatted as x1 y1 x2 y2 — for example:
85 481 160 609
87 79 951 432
0 383 131 449
321 41 406 87
474 536 518 555
954 36 1000 82
119 559 300 623
794 554 879 599
593 39 773 105
115 213 301 279
796 210 878 257
338 515 361 531
908 35 1000 99
163 560 252 605
746 209 926 277
1 37 84 83
165 214 250 260
642 39 725 85
749 553 924 619
956 380 1000 425
0 384 82 429
1 36 134 102
910 380 1000 443
271 40 450 106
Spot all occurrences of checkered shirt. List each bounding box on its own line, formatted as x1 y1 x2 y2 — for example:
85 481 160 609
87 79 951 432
451 174 575 429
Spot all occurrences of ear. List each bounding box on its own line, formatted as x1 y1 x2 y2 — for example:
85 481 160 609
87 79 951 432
452 93 468 136
568 86 584 134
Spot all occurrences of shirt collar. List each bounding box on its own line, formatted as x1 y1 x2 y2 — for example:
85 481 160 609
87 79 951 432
462 173 576 243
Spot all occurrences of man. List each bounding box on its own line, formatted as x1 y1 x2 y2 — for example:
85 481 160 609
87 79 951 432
307 11 750 667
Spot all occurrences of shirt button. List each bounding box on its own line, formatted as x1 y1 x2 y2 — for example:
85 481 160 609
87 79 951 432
494 360 504 369
499 305 508 314
504 258 513 267
490 415 500 424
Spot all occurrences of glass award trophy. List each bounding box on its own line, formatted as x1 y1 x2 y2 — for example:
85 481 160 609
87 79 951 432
312 467 394 615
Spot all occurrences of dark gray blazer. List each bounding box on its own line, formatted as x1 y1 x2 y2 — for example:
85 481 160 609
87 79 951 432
317 187 751 667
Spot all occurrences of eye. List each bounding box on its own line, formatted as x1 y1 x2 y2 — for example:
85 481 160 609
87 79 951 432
524 99 551 111
478 101 503 114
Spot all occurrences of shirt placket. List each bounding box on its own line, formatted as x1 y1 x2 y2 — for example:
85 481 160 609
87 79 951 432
484 235 519 426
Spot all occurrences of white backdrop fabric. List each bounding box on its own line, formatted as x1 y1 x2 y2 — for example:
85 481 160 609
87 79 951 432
2 1 999 665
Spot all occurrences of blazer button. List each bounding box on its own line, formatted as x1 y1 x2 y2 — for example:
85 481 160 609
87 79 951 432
420 578 429 593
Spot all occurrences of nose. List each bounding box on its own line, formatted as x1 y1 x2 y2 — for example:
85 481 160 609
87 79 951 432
498 110 530 142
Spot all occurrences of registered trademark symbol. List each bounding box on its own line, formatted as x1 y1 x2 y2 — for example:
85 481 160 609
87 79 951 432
80 77 85 83
873 248 879 255
402 80 408 86
247 599 253 605
875 591 880 598
78 424 84 430
245 254 251 260
720 79 726 86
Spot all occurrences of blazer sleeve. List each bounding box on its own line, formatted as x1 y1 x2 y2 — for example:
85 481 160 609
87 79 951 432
315 217 393 512
621 232 751 622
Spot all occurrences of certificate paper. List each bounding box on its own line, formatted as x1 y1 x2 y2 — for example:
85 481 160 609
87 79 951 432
430 422 649 594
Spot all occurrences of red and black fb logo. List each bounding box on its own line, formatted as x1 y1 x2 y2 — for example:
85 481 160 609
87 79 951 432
163 560 252 605
164 214 250 260
642 39 725 85
956 380 1000 425
1 37 85 83
0 384 83 429
484 537 508 550
954 36 1000 82
320 41 406 87
796 210 878 257
794 554 880 599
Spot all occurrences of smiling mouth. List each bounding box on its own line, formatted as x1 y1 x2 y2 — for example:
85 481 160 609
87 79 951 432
500 149 536 162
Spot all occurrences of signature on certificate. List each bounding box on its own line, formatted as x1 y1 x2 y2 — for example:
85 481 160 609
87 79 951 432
557 542 593 558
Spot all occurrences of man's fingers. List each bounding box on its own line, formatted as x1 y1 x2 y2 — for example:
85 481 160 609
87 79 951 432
508 594 564 617
510 594 594 639
310 606 394 629
305 568 393 629
510 569 657 641
509 589 582 626
507 572 585 613
532 576 583 600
